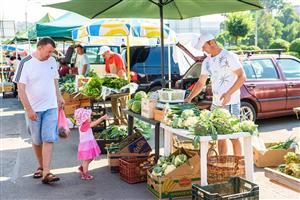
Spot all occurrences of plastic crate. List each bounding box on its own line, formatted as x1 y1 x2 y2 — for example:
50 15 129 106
119 157 149 184
158 89 186 103
192 176 259 200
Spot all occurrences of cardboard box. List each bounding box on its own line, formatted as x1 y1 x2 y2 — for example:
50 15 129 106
153 109 164 122
107 132 152 172
147 149 200 200
253 142 295 167
141 98 157 119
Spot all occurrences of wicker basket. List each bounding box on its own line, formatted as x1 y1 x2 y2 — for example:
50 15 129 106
119 157 150 184
172 136 199 157
207 148 245 184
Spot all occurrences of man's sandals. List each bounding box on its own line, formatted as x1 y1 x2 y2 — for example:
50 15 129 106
42 173 60 184
33 167 43 179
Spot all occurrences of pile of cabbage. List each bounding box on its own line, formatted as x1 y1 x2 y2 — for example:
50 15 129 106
151 154 188 177
163 104 200 129
164 106 258 147
192 108 258 147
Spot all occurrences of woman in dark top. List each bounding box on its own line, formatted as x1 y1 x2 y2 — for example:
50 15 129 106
58 58 70 77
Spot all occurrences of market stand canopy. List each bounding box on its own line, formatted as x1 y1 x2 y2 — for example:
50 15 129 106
9 13 54 43
46 0 262 19
36 12 90 41
46 0 262 87
72 18 176 41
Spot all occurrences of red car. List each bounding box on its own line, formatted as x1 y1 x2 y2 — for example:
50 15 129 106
176 51 300 121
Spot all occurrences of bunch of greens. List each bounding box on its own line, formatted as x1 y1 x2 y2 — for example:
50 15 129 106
151 153 188 177
85 70 97 77
106 142 121 154
94 125 127 140
277 152 300 179
59 74 76 94
101 77 129 89
134 119 152 140
81 76 103 99
268 138 297 150
80 76 129 99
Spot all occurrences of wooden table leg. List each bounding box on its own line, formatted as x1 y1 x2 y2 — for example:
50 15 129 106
200 140 209 186
164 129 173 156
243 136 254 182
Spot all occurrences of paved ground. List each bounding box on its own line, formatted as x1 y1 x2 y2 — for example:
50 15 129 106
0 97 300 200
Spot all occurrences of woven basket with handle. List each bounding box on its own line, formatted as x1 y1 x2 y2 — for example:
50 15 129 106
207 145 245 184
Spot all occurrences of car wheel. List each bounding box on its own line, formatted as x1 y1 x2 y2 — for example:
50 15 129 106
240 102 256 121
149 85 162 92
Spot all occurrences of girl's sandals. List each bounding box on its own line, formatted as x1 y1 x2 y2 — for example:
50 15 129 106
41 173 60 184
81 172 93 180
78 165 84 175
33 167 43 179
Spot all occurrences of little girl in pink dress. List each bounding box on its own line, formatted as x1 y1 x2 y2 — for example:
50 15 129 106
74 108 108 180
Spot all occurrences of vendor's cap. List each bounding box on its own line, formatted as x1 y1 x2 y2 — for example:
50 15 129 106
198 34 215 49
99 46 110 55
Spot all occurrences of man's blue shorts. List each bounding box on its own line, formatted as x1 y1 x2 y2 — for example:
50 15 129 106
26 108 58 145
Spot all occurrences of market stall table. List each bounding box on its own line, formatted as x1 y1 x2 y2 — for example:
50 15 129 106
160 123 254 186
123 109 160 162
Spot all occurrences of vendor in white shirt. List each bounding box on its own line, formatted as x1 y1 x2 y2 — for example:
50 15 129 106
186 34 246 156
75 44 90 76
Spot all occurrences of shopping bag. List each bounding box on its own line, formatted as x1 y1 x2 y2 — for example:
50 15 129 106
58 108 71 139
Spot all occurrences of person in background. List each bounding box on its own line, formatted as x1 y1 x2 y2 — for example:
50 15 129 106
185 34 246 156
17 54 22 61
9 56 19 97
14 37 64 184
75 44 90 76
99 46 126 79
58 58 70 77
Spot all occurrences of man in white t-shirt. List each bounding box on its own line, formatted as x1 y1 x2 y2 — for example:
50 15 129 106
186 34 246 156
75 44 90 76
14 37 64 184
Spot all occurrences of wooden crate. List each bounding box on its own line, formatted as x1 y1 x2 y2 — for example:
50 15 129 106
265 167 300 192
0 84 14 93
64 102 81 116
80 98 91 107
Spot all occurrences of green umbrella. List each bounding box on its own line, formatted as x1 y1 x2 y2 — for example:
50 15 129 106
46 0 262 87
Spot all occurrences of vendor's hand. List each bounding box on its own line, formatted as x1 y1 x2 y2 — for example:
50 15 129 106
185 97 192 103
58 96 65 108
220 93 231 107
27 109 38 121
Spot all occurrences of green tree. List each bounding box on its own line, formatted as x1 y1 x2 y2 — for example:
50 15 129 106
290 38 300 55
277 4 299 27
269 39 290 50
282 22 300 42
225 12 254 45
216 31 234 47
259 0 285 12
257 13 276 49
